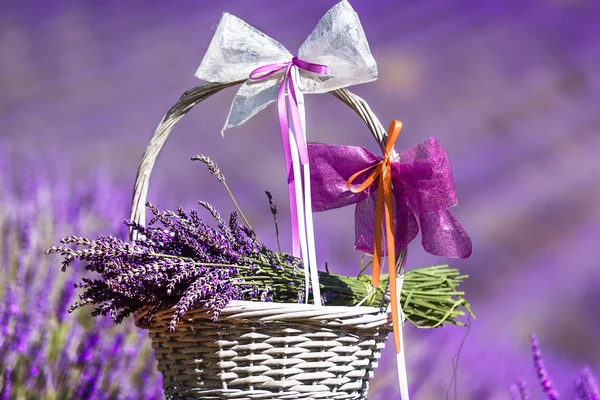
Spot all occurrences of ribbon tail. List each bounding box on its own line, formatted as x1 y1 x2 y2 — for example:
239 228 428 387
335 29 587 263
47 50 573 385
289 67 321 305
383 163 407 397
277 72 301 260
383 170 400 352
303 162 321 305
289 129 310 303
280 67 311 304
389 257 400 351
371 177 385 287
395 272 409 400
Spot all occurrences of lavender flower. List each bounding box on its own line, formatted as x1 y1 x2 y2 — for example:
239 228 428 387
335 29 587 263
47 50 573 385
76 330 100 365
265 191 282 253
510 377 531 400
510 385 521 400
531 333 560 399
265 191 277 216
23 332 49 391
191 155 225 183
576 366 600 400
0 284 18 336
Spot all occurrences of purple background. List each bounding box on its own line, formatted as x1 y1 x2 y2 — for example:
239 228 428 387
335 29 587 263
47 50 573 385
2 0 599 398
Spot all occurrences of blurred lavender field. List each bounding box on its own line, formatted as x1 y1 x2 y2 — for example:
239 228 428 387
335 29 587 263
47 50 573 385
1 0 600 399
0 151 163 398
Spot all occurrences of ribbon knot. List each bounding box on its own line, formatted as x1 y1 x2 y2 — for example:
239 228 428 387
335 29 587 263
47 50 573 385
249 57 328 82
248 57 328 167
346 120 403 351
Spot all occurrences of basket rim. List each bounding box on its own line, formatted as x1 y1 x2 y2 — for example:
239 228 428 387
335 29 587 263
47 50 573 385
134 300 393 330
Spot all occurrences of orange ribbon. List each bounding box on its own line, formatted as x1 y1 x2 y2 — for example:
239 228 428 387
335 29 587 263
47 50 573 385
347 120 403 352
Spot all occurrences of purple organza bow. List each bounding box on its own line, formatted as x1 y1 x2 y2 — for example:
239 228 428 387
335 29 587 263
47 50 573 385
309 137 472 258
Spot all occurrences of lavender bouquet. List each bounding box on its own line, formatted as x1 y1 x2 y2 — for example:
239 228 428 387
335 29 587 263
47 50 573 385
46 156 473 333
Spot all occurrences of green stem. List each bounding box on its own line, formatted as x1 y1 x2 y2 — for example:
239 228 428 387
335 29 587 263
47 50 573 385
222 180 255 237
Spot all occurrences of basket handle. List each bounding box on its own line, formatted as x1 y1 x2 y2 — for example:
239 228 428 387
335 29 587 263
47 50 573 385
130 83 387 235
129 80 242 238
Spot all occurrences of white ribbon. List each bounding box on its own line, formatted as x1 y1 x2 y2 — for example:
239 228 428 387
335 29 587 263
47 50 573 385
389 272 409 399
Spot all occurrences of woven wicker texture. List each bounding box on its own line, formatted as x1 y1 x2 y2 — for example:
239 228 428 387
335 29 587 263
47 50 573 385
131 84 397 399
136 301 390 399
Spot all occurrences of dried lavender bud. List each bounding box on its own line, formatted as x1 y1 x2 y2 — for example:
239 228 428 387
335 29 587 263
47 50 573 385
192 155 225 182
265 191 282 253
198 201 223 223
265 191 277 216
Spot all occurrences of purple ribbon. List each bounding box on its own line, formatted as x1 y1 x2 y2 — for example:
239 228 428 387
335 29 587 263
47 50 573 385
249 57 327 256
308 137 472 258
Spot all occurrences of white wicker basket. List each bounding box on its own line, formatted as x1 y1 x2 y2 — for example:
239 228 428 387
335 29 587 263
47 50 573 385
135 301 390 399
130 83 399 400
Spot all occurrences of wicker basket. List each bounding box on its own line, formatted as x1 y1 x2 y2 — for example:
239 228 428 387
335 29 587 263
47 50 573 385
130 83 399 400
135 302 390 399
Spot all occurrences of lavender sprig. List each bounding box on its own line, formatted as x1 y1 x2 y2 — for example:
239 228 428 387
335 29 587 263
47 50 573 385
265 191 282 254
192 154 255 235
531 333 560 399
510 378 530 400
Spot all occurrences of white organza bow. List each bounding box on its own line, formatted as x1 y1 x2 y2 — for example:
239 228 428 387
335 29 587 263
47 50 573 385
195 0 377 133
